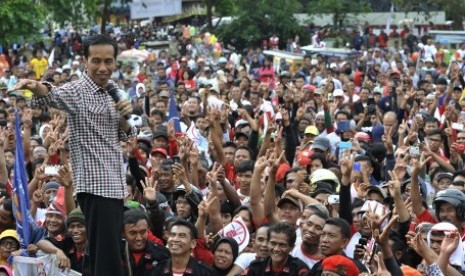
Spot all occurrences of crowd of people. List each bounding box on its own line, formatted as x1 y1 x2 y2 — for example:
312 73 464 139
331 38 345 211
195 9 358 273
0 21 465 276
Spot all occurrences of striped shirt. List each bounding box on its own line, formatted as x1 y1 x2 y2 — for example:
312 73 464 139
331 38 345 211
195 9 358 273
33 74 135 199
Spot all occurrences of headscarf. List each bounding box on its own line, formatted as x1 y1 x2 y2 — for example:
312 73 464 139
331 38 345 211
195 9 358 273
427 222 465 270
213 237 239 276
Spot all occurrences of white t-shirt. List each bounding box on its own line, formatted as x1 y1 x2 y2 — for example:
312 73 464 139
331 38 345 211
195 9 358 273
234 252 257 269
290 241 322 269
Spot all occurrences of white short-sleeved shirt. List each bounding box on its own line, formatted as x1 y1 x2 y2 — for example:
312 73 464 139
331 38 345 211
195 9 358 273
291 241 322 269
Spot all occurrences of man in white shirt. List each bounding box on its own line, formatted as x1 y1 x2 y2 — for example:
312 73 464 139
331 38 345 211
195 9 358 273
291 212 327 269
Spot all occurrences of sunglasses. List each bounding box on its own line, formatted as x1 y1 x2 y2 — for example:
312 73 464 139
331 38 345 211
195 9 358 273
452 181 465 187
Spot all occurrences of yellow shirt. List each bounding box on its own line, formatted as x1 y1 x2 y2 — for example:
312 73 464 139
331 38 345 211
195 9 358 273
30 58 48 80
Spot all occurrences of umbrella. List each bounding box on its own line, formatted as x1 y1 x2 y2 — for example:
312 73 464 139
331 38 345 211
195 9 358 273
117 48 149 63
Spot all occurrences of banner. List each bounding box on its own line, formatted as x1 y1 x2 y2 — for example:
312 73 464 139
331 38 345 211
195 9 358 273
130 0 182 20
12 109 31 248
13 255 81 276
217 217 250 252
186 121 208 153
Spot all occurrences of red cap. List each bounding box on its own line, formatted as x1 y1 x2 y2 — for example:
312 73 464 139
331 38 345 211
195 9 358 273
322 255 359 276
150 147 168 157
303 84 316 91
354 132 371 143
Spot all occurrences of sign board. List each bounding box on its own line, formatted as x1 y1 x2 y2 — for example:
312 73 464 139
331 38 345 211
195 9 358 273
218 217 250 252
130 0 182 20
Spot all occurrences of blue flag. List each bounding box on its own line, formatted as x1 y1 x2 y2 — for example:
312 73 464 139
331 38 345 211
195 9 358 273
12 109 31 248
168 91 182 133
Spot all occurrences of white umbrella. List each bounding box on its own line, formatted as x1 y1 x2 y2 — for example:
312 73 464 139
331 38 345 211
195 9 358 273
117 48 149 63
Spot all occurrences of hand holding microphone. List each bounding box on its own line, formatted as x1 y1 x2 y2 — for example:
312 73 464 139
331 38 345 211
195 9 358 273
106 83 134 126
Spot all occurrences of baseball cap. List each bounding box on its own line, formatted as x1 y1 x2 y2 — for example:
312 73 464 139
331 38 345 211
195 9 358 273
159 90 170 98
314 88 324 95
367 185 387 199
277 195 303 212
150 147 168 158
436 172 453 181
311 137 330 151
235 119 250 128
234 131 249 139
333 89 344 97
304 126 319 136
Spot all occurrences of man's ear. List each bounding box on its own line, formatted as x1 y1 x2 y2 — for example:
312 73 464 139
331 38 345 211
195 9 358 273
190 238 197 250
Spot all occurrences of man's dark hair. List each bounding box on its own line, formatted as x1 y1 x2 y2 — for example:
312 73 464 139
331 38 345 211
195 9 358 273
354 155 373 167
325 218 351 240
453 170 465 180
307 206 329 220
168 218 198 240
234 146 252 159
334 110 350 120
150 109 166 120
2 199 15 222
235 160 254 173
123 209 149 226
267 222 296 246
83 34 118 59
222 141 237 149
424 116 438 125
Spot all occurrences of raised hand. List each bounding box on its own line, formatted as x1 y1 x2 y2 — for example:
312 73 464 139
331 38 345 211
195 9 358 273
340 153 355 177
127 137 139 158
140 176 157 203
387 170 402 197
254 156 268 172
32 181 45 205
410 153 431 176
56 165 72 188
172 163 189 186
440 230 460 257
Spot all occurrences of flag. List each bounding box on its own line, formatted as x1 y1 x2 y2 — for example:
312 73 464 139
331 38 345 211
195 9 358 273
48 48 55 67
186 121 208 153
385 4 394 34
217 217 250 252
12 109 31 248
14 255 82 275
168 91 182 133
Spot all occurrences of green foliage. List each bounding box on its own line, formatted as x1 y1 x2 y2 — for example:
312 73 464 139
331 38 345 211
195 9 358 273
217 0 308 49
307 0 371 28
0 0 47 45
393 0 464 30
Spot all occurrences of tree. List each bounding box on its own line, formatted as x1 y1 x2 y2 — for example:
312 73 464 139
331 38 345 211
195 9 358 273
40 0 88 27
0 0 46 45
217 0 307 50
393 0 464 30
205 0 237 30
307 0 371 29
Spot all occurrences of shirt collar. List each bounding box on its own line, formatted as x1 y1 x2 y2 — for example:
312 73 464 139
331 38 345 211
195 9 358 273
82 74 105 94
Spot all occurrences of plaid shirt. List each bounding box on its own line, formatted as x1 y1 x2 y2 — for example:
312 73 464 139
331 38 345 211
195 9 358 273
33 74 135 199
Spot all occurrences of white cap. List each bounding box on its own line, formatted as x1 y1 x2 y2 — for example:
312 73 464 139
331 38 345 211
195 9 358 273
333 89 344 97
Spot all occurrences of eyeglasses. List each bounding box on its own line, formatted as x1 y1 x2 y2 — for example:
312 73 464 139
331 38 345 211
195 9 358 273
0 240 18 249
452 181 465 187
395 153 406 159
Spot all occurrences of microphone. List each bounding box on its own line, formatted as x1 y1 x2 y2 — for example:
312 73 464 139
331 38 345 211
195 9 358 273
106 83 134 127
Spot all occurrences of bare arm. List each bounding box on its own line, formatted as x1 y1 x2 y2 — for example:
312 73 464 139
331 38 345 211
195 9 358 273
249 156 267 226
56 165 75 215
0 128 7 185
410 156 428 215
